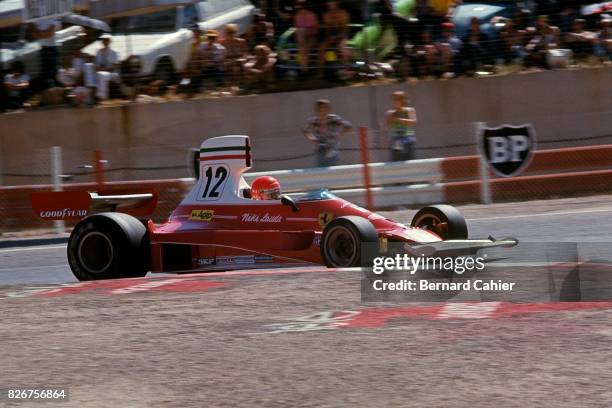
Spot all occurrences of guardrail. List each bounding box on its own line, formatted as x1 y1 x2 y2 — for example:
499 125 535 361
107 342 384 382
2 144 612 233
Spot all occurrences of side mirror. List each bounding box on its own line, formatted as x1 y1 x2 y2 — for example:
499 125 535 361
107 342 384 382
281 195 300 212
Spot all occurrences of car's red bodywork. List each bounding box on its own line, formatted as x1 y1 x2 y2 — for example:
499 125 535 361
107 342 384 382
148 192 440 273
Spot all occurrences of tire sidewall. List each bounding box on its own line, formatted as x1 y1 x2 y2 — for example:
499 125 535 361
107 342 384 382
321 221 361 268
411 205 468 240
320 216 378 268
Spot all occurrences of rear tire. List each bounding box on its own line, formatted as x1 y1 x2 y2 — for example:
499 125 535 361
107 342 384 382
153 58 176 90
68 213 150 281
320 216 378 267
411 205 468 240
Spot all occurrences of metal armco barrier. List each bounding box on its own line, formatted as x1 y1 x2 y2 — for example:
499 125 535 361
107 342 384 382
243 159 443 192
2 144 612 233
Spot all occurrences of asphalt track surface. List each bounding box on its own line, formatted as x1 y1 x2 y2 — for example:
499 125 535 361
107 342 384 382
2 195 612 407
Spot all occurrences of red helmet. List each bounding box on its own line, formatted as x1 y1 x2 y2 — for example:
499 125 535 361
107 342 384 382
251 176 281 200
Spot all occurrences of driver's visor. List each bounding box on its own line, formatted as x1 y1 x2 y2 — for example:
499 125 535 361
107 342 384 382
261 188 281 200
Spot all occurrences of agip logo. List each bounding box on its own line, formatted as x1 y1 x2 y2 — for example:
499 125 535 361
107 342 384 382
480 124 536 177
190 209 214 222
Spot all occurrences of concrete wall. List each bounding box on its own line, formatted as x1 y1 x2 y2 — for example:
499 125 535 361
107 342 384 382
1 67 611 185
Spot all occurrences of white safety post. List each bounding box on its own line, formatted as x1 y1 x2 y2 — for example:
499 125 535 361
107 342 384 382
476 122 492 205
50 146 65 234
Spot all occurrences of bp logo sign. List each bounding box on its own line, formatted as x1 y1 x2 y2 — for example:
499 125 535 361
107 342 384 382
480 124 536 177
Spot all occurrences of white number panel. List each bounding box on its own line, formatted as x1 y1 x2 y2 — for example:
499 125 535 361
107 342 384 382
197 164 229 201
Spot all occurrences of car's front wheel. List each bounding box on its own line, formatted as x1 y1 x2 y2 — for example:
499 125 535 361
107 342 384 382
320 216 378 268
68 213 150 281
411 205 468 240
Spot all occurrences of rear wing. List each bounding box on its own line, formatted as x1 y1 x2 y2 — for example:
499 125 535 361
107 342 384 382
32 189 158 221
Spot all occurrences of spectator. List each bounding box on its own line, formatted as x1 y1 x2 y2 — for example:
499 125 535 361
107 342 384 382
94 34 121 100
385 91 417 161
269 0 295 35
181 26 205 95
426 0 456 39
374 0 420 51
56 56 92 107
524 17 559 68
200 30 226 89
595 15 611 62
437 22 462 77
459 17 493 74
497 19 525 64
31 18 60 89
247 9 275 47
565 18 596 59
3 61 30 109
294 0 319 73
414 31 441 77
243 45 277 91
303 99 352 167
319 1 351 75
56 49 87 88
222 24 248 91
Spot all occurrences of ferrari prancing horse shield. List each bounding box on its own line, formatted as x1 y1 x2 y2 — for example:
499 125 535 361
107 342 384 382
480 124 536 177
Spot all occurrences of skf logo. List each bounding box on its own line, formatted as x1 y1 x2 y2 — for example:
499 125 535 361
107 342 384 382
318 212 334 228
480 124 536 177
190 209 214 222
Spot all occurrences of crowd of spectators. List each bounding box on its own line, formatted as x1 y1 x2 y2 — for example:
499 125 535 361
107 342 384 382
2 0 611 111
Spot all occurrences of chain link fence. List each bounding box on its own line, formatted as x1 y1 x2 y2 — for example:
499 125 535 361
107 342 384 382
2 1 611 111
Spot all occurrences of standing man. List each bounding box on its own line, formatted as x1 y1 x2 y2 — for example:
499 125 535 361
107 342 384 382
32 18 61 89
385 91 417 161
319 1 351 74
94 34 120 100
303 99 352 167
200 30 226 89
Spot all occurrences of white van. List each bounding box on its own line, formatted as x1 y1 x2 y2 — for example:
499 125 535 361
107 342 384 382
82 0 254 81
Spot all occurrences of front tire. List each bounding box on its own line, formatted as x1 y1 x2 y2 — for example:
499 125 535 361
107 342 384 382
411 205 468 240
68 213 150 281
320 216 378 267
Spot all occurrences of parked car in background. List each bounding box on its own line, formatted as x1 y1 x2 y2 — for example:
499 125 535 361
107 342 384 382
81 0 254 84
1 25 87 85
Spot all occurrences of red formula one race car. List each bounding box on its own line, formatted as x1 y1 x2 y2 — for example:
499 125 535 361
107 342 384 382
32 136 517 281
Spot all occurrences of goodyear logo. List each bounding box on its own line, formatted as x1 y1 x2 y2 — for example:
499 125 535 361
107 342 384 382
190 209 214 222
318 212 334 228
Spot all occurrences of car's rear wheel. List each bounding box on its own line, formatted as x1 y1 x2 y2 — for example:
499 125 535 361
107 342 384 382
68 213 150 281
320 216 378 268
153 58 175 89
411 205 468 240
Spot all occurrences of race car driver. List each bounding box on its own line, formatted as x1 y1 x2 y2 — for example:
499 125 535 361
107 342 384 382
251 176 282 200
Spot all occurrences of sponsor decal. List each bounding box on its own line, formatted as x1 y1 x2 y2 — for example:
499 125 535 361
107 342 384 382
196 257 216 266
190 209 215 221
217 255 255 265
254 255 275 263
241 213 283 223
313 236 322 247
318 212 334 228
480 124 536 177
39 208 87 219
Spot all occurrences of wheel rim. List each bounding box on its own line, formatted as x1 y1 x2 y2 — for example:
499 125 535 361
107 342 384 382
414 214 448 239
78 232 114 274
325 226 358 267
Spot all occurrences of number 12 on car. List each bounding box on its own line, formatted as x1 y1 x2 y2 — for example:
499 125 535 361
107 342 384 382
198 164 230 201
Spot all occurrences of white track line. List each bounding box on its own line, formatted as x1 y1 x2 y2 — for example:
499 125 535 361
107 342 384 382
0 244 66 254
0 265 66 273
467 207 612 222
